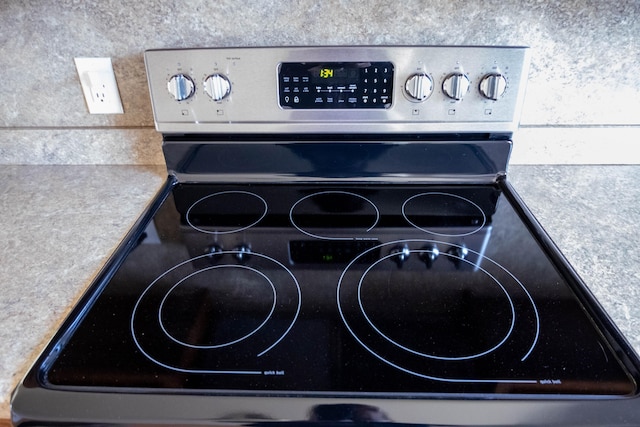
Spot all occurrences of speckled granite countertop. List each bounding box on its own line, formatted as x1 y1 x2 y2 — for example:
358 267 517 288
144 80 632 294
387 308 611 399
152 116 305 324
1 164 639 422
0 165 167 423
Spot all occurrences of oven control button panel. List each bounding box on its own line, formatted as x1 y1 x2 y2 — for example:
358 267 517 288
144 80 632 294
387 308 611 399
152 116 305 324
145 46 530 134
278 62 393 109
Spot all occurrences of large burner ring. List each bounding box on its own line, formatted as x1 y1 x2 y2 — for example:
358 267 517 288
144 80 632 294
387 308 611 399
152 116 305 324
337 239 540 383
131 251 301 374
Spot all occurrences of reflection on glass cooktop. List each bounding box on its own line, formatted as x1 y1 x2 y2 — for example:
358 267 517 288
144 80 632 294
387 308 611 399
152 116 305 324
43 182 636 396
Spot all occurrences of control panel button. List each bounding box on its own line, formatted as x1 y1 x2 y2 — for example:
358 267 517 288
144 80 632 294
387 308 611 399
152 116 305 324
204 73 232 101
404 73 433 101
442 72 471 101
167 74 195 101
479 73 507 100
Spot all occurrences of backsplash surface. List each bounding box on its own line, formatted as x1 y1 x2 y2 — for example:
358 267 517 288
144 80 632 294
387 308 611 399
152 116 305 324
1 0 638 164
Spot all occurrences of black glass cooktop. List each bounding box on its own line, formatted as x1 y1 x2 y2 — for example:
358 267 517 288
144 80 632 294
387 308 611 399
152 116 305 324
41 181 636 396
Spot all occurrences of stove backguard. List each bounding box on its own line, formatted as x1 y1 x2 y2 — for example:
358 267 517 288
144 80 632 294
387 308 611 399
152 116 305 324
163 138 512 184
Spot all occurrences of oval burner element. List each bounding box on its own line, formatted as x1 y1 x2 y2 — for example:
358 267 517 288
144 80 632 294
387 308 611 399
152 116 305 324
402 192 486 236
186 191 267 234
290 191 379 240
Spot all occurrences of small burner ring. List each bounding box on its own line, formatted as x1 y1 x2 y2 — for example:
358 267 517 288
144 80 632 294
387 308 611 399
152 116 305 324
402 192 486 237
186 191 267 234
290 190 380 240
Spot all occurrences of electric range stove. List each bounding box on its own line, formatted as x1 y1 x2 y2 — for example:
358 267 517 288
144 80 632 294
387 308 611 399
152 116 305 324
11 46 640 426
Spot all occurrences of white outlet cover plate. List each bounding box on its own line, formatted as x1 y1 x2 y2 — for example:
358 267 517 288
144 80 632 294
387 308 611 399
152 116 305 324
74 57 124 114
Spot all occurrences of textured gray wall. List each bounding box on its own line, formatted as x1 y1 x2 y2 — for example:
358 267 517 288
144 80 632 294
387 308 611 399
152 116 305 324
1 0 639 163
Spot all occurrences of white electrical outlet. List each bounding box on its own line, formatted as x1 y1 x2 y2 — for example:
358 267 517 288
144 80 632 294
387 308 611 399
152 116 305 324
74 57 124 114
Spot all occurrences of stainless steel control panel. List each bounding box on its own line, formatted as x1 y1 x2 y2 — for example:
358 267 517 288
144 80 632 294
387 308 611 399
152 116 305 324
145 46 530 134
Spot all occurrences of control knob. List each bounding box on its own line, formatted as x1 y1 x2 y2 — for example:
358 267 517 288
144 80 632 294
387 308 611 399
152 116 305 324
204 73 232 101
442 72 471 101
205 244 224 263
389 244 411 268
167 74 195 101
419 244 440 269
234 244 252 263
447 244 469 269
479 73 507 100
404 73 433 101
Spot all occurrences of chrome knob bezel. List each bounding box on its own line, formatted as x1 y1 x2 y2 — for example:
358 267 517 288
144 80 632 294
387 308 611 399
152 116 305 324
442 72 471 101
404 73 434 102
167 74 195 101
479 73 507 100
204 73 232 101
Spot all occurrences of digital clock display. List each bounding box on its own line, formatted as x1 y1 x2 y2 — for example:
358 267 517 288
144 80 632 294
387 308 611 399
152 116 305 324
279 61 394 109
289 240 381 264
319 68 334 79
314 66 359 83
